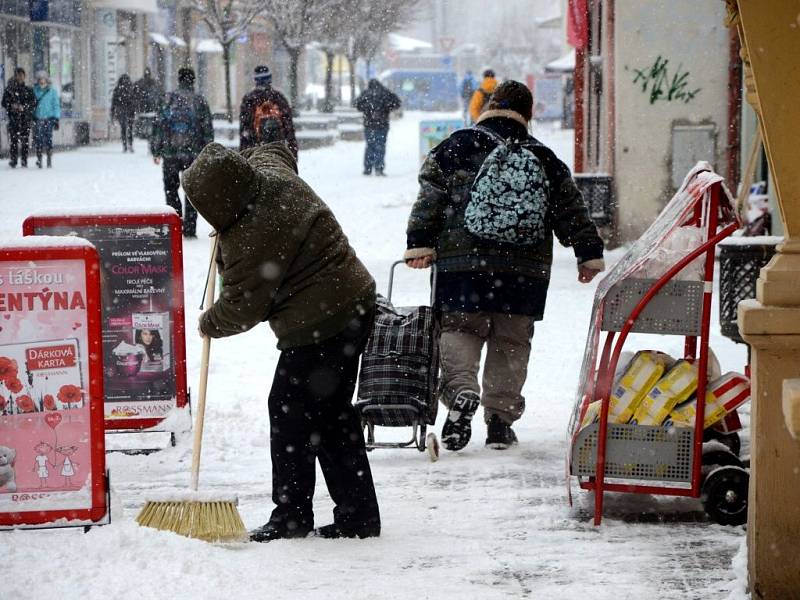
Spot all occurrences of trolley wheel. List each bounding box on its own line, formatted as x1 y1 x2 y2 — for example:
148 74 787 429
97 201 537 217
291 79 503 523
701 446 744 474
426 432 440 462
702 465 749 526
703 429 741 456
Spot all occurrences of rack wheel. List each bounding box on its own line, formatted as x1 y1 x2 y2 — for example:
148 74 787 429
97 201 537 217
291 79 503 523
426 432 440 462
701 445 744 471
702 465 749 526
704 429 741 456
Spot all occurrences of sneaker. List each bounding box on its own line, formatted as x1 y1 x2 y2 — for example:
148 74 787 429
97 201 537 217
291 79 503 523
249 520 311 543
485 414 518 450
441 390 480 451
314 522 380 539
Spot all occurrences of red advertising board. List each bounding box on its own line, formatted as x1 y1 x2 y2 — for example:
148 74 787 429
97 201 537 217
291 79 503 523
0 237 107 526
23 210 188 431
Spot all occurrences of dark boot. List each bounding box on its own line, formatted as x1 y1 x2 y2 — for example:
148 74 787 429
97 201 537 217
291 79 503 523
485 414 518 450
46 152 52 168
36 153 42 168
441 390 480 451
249 520 311 543
314 521 380 539
9 160 16 168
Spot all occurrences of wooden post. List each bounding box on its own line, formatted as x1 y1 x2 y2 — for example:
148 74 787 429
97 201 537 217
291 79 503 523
733 0 800 596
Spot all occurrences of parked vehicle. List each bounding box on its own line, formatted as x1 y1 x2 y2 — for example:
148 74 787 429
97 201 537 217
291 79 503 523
380 69 459 112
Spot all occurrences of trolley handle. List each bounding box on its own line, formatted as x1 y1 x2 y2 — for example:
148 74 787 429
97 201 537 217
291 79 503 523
387 259 438 307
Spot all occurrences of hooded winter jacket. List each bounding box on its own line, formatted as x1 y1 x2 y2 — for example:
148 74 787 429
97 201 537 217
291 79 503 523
239 84 297 157
2 79 36 123
405 111 603 318
183 142 375 348
33 84 60 120
150 84 213 160
468 76 497 122
355 81 401 129
111 75 137 121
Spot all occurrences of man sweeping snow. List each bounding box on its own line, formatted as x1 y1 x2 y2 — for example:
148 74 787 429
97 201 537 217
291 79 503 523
405 80 605 452
183 142 380 542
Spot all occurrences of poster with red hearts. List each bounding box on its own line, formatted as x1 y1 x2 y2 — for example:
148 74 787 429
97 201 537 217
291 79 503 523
0 239 107 527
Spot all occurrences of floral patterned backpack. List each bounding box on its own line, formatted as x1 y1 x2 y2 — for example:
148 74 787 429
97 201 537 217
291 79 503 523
464 126 550 245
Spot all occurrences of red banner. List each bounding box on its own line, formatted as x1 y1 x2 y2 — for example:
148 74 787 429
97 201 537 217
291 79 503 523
567 0 589 50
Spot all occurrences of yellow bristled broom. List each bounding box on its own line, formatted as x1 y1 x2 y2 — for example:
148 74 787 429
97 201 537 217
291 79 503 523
136 236 247 543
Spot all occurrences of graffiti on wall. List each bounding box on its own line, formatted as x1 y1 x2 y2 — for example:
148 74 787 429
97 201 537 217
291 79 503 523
629 56 701 104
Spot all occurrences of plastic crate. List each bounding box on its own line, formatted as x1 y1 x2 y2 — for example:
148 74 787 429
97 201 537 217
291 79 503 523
719 238 779 343
571 423 694 483
602 278 704 335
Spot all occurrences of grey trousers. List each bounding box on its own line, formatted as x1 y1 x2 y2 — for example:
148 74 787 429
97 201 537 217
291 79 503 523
438 312 535 424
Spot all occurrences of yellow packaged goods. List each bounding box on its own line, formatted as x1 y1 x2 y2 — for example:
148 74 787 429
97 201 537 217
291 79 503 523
668 372 750 429
607 351 674 424
632 360 698 426
580 400 601 429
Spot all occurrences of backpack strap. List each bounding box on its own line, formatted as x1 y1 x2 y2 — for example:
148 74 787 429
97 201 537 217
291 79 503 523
473 125 507 146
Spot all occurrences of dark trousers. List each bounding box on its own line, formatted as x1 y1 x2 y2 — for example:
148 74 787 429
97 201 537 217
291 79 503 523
33 119 55 155
364 126 389 173
8 117 31 165
268 311 380 532
162 156 197 234
119 116 134 151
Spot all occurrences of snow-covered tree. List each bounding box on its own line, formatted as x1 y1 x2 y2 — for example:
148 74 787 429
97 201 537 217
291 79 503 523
342 0 419 105
190 0 262 121
316 1 352 112
261 0 336 109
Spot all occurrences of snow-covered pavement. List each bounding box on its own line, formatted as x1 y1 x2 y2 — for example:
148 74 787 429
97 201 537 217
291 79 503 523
3 113 748 599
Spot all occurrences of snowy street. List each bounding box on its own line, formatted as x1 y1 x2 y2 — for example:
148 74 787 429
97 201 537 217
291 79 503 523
3 113 748 599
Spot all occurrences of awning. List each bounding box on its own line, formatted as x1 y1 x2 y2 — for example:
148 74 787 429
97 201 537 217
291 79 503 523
545 49 575 73
194 38 223 53
92 0 158 14
388 33 433 52
148 32 169 46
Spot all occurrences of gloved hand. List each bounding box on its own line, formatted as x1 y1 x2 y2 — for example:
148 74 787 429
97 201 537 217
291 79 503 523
578 259 605 284
404 247 436 269
53 119 60 131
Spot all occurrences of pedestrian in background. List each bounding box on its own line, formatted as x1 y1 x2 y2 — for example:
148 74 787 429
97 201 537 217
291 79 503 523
2 67 35 168
468 69 498 124
134 67 162 114
354 79 401 176
111 74 137 153
32 71 60 169
150 67 213 238
405 81 605 451
460 70 477 124
239 65 297 158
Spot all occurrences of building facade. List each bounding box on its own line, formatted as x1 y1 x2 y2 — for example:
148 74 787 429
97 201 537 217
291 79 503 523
572 0 740 242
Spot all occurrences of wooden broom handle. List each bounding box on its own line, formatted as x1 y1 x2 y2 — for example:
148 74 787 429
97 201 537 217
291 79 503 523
190 236 219 492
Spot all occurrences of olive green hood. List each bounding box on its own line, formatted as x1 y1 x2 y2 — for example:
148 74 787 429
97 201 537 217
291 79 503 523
181 142 257 233
183 142 300 233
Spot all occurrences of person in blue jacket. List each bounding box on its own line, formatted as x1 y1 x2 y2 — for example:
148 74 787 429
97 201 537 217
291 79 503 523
32 71 61 168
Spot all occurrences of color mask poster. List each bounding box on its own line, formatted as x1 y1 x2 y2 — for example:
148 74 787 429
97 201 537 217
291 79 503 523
24 214 187 429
